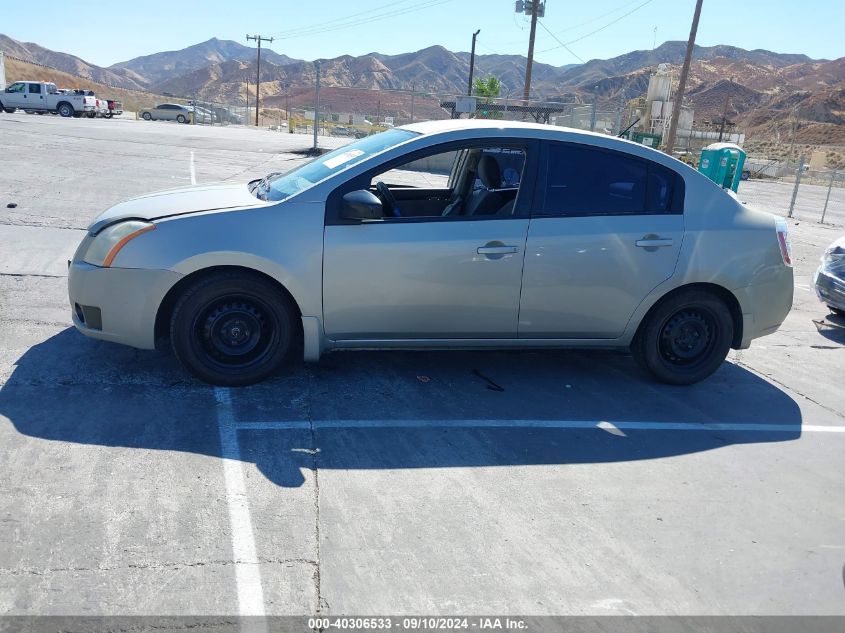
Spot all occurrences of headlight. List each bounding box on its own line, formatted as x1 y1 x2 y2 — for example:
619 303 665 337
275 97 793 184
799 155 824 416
82 221 155 267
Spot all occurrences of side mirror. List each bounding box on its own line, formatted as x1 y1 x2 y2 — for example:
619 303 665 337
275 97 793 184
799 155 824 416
341 190 383 221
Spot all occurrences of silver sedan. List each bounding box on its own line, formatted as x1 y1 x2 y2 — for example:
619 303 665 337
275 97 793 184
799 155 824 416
68 120 794 386
138 103 194 123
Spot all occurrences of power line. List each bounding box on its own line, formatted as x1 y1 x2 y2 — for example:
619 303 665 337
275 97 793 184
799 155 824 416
537 0 655 53
266 0 425 37
496 0 649 48
537 20 585 63
268 0 457 40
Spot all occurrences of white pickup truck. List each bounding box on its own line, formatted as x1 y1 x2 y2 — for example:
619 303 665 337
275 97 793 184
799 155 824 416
0 80 97 117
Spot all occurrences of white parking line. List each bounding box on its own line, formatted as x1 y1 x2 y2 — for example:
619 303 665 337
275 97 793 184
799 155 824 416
234 419 845 433
215 387 268 631
189 150 196 185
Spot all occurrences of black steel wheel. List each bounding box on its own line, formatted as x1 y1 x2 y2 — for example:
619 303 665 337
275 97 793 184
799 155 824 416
632 289 733 385
170 272 296 386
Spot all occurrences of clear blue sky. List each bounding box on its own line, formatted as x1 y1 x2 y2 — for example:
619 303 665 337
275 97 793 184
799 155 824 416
2 0 842 68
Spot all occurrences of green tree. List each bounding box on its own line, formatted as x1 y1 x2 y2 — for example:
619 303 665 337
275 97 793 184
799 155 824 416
472 76 502 119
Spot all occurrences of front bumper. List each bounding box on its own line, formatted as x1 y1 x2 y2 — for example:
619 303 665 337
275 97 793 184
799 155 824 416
68 261 182 349
814 267 845 311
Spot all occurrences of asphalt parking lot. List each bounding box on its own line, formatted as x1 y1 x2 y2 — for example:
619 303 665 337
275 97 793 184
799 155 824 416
0 113 844 619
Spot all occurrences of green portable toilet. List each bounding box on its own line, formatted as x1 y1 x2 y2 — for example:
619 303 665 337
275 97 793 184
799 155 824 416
698 142 746 192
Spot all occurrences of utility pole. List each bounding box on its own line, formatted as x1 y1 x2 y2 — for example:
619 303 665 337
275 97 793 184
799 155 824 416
410 82 416 123
467 29 481 96
521 0 543 111
244 76 250 115
718 79 732 142
313 61 321 151
246 34 274 127
663 0 702 155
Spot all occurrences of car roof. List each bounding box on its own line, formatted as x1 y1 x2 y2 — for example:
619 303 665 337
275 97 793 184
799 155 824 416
398 118 692 171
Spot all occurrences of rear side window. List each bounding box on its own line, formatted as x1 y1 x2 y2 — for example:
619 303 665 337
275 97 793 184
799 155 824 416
540 142 684 216
28 83 42 94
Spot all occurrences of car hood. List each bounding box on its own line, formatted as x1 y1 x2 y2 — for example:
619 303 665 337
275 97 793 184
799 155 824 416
88 183 264 234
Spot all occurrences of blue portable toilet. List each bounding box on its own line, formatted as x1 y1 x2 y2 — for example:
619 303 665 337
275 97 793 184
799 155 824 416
698 142 746 192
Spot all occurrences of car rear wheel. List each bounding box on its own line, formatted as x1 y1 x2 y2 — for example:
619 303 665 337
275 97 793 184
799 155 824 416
142 112 152 120
58 103 74 117
632 289 733 385
170 272 296 386
176 114 186 123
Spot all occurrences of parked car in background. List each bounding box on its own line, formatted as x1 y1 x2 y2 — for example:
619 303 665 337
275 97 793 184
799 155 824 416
104 100 123 118
191 106 215 124
68 120 794 387
212 107 242 124
814 236 845 317
0 80 96 117
138 103 194 123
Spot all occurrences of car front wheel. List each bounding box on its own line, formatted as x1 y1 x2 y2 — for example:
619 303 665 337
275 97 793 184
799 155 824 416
176 114 186 123
142 112 152 120
170 272 296 386
632 289 733 385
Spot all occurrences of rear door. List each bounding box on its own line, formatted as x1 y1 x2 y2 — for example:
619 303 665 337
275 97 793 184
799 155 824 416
27 83 46 109
519 141 685 339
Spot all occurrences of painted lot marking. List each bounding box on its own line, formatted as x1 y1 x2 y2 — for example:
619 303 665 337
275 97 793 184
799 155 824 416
234 419 845 433
215 387 268 632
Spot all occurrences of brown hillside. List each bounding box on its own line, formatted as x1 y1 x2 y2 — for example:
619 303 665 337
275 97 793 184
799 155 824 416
4 57 180 112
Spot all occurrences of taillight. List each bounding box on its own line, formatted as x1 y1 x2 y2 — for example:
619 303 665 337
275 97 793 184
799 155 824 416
776 218 792 267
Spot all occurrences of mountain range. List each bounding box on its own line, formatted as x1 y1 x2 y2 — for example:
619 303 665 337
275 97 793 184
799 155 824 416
2 33 844 150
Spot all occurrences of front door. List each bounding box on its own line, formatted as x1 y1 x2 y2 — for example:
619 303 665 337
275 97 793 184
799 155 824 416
519 141 685 339
323 142 534 340
3 82 27 108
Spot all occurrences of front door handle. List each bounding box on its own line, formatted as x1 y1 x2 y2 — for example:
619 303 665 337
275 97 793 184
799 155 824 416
635 238 673 248
478 245 519 255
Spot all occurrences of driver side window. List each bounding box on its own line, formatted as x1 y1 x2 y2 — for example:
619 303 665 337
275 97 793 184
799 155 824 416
368 146 526 219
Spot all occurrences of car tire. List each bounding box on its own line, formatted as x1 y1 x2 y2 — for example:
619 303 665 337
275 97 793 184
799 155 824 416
631 289 734 385
57 103 74 117
104 112 113 119
170 272 296 386
3 107 15 113
176 114 186 123
740 170 751 181
142 112 152 121
86 111 96 118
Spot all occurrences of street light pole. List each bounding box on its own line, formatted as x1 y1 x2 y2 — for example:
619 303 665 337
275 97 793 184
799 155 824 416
467 29 481 96
246 34 274 127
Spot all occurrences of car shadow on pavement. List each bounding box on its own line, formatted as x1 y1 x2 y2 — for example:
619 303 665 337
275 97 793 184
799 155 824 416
0 328 803 487
814 312 845 344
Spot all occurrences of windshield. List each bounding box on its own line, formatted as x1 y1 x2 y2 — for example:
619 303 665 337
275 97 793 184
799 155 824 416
256 128 419 201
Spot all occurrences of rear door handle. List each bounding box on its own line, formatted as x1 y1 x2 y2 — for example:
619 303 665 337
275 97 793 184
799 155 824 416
477 245 519 255
635 238 673 248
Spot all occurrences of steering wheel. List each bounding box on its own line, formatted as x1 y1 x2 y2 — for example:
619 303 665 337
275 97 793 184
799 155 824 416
375 181 399 217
